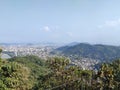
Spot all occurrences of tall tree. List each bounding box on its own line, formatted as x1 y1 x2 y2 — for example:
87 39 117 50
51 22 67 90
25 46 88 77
0 61 32 90
0 48 2 61
96 63 114 90
36 57 93 90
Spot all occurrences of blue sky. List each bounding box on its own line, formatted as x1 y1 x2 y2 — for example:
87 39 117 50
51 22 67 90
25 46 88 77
0 0 120 45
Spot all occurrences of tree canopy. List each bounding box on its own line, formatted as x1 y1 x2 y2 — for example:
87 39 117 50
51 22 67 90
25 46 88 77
0 50 120 90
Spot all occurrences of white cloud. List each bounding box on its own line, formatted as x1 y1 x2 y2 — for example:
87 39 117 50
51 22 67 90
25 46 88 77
98 18 120 28
43 26 51 32
41 25 60 32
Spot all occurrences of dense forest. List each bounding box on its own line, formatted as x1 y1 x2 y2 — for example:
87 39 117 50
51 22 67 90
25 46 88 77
51 43 120 61
0 48 120 90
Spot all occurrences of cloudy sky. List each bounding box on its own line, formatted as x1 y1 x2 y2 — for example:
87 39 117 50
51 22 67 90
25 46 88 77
0 0 120 45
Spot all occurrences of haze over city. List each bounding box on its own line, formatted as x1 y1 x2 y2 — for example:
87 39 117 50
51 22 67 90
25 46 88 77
0 0 120 45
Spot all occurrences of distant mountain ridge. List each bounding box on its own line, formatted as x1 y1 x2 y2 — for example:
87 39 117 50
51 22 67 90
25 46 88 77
66 42 80 46
51 43 120 61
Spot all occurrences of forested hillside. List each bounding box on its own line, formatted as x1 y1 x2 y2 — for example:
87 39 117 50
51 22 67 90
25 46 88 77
0 48 120 90
51 43 120 61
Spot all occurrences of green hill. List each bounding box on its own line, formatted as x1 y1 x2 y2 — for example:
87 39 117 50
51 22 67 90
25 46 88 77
8 55 49 79
51 43 120 61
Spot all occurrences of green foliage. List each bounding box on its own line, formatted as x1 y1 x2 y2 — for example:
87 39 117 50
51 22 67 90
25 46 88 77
96 63 114 90
52 43 120 61
110 59 120 82
109 59 120 89
0 54 120 90
0 49 2 54
8 55 49 78
92 59 120 90
8 55 45 66
0 61 32 90
8 55 50 89
34 57 120 90
0 48 2 61
35 57 93 90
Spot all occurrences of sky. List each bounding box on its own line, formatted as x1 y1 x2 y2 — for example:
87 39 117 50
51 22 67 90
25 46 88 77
0 0 120 45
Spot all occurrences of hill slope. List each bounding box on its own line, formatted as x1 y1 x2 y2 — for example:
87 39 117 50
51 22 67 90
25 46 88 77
51 43 120 61
8 55 49 79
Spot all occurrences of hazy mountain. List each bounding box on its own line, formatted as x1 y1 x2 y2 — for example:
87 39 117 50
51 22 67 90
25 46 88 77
66 42 80 46
51 43 120 61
